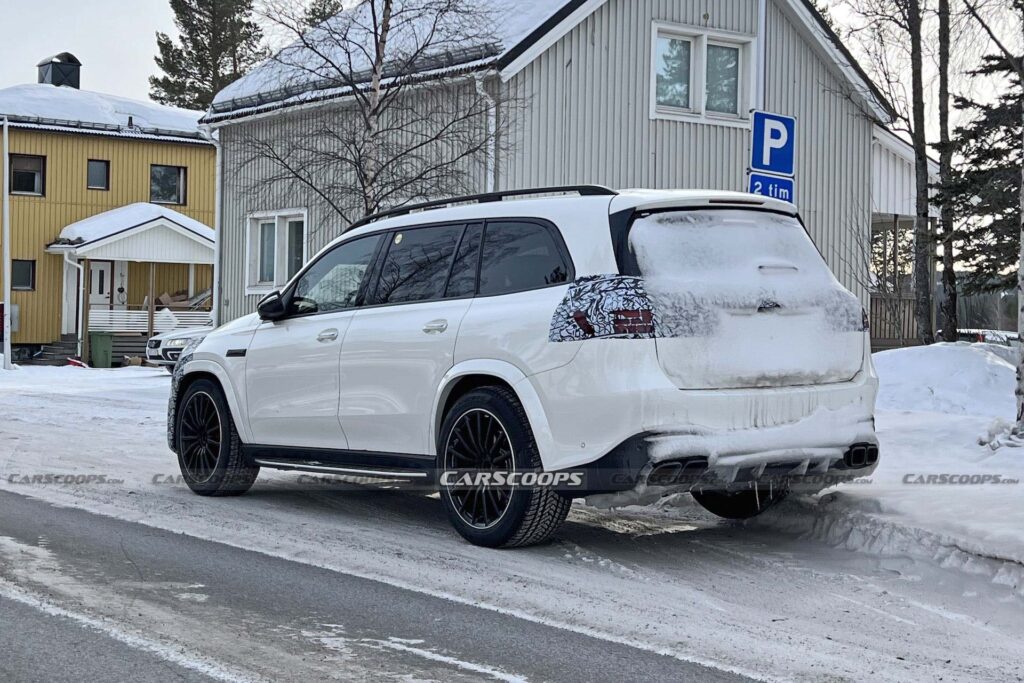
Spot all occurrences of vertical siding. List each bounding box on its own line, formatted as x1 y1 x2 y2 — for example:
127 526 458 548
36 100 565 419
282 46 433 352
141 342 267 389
505 0 758 191
217 0 875 319
763 1 873 299
126 262 211 307
218 83 490 320
1 128 215 344
505 0 872 298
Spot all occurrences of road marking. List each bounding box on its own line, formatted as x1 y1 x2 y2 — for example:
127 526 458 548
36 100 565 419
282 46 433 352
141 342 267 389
368 638 529 682
0 489 767 682
0 577 258 683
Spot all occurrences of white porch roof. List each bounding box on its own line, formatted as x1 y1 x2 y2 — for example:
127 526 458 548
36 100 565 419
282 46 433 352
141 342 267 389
46 203 214 264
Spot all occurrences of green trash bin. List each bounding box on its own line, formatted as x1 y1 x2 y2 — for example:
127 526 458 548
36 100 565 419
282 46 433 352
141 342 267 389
89 332 114 368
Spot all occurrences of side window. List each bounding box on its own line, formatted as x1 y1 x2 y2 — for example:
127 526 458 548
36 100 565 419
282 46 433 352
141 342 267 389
445 224 482 298
478 221 571 297
372 224 464 305
290 234 382 315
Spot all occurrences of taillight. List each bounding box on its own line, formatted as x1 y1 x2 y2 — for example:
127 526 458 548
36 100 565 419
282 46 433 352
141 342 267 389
612 309 655 335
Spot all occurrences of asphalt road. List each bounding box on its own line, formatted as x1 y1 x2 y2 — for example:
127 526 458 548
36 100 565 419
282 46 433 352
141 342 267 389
0 489 745 682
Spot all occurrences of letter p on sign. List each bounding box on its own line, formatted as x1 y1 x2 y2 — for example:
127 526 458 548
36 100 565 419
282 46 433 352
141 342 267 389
751 111 796 178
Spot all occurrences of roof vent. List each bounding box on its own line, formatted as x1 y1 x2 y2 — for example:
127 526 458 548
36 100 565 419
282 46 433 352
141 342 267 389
37 52 81 89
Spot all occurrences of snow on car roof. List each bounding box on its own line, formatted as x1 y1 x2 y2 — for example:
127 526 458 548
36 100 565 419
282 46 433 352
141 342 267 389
53 203 214 246
208 0 564 118
0 83 205 139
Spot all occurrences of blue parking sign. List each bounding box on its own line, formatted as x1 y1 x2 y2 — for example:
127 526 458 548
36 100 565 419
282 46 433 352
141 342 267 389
751 111 796 177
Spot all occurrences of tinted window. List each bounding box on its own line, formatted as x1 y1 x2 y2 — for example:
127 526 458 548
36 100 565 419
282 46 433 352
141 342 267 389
87 160 110 190
445 224 482 298
478 221 570 296
151 165 185 204
291 234 381 315
372 224 463 304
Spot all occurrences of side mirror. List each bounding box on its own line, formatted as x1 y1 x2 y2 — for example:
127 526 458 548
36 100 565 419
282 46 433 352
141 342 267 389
257 290 287 321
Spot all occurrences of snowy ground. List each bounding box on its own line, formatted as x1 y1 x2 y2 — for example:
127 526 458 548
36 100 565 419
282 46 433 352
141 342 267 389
0 345 1022 680
748 343 1024 587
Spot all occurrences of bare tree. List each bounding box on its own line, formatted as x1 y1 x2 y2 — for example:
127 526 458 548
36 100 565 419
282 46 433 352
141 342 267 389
843 0 936 344
937 0 958 341
960 0 1024 430
235 0 516 233
909 0 936 344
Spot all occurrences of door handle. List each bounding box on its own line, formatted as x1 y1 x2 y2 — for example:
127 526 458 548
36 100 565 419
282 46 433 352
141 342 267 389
317 329 339 343
422 319 449 334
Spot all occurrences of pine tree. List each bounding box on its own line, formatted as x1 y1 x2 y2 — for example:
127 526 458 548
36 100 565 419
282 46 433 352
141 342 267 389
304 0 345 27
150 0 266 111
945 54 1023 293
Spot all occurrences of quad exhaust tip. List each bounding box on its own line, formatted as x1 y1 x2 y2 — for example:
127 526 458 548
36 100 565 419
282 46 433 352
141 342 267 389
843 443 879 469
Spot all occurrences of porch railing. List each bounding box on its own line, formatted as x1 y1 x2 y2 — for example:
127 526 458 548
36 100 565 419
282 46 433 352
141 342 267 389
870 294 919 350
87 307 212 334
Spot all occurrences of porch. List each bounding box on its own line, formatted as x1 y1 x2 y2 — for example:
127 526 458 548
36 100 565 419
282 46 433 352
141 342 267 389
46 203 214 364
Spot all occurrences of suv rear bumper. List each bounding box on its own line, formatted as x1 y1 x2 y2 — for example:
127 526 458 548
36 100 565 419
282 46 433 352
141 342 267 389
525 338 878 496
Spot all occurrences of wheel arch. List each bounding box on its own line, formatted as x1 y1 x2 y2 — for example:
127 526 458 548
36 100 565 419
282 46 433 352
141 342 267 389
176 360 251 444
431 360 557 469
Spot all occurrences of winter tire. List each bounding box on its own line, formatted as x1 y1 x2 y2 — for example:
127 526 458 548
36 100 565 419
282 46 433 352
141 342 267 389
176 379 259 496
439 387 571 548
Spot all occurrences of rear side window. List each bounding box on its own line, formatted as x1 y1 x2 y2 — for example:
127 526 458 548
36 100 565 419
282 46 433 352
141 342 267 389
478 221 571 296
372 224 464 304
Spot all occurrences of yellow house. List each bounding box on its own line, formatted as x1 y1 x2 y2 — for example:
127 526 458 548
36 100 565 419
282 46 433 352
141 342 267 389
0 53 216 364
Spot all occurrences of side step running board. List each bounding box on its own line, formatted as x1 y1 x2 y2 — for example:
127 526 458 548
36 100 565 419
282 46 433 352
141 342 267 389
252 459 430 480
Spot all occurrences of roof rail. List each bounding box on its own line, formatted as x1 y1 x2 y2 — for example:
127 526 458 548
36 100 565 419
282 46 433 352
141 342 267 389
346 185 618 232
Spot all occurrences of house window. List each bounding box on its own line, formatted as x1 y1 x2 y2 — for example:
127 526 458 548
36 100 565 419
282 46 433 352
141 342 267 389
655 36 693 110
651 23 753 125
87 159 110 190
150 164 186 204
258 222 276 284
246 211 308 293
12 260 35 291
10 155 45 195
706 43 741 115
286 219 305 280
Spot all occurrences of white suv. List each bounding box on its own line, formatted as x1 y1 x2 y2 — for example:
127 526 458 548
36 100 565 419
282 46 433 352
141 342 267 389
169 187 879 547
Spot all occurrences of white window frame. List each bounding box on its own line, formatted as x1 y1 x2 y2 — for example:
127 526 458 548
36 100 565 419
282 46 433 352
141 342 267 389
245 208 309 296
649 21 756 128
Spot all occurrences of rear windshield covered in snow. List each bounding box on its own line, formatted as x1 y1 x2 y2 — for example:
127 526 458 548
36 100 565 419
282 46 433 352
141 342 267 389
627 209 826 279
627 209 863 336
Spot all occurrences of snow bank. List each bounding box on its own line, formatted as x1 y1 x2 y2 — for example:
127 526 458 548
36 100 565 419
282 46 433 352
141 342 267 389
0 83 202 135
730 343 1024 592
874 342 1016 418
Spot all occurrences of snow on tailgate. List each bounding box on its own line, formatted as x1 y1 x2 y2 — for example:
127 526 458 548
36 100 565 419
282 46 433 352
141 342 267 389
629 209 865 389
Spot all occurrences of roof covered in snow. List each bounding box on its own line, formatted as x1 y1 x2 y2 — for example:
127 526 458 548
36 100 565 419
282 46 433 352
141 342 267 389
0 83 209 142
205 0 570 122
50 203 214 247
204 0 894 124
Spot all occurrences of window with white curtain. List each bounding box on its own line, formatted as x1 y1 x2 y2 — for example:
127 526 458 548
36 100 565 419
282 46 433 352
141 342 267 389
246 211 308 294
651 23 754 125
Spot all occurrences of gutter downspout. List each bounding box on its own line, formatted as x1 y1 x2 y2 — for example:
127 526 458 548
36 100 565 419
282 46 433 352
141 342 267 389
63 251 84 358
756 0 768 111
200 126 223 326
474 72 497 193
2 116 12 370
